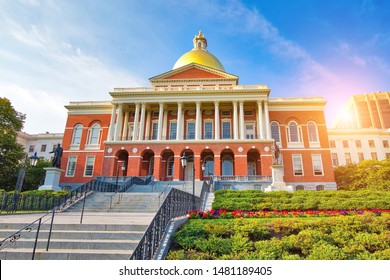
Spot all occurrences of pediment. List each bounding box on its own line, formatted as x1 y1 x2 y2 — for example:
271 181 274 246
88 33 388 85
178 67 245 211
149 63 238 82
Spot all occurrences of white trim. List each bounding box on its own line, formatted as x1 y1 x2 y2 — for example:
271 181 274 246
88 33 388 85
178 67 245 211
83 156 95 177
292 154 304 176
65 156 77 177
312 154 324 176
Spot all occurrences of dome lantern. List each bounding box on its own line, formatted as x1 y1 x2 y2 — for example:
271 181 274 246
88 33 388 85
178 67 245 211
173 31 225 72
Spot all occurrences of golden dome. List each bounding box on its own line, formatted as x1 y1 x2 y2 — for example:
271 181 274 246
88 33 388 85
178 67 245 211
173 31 225 72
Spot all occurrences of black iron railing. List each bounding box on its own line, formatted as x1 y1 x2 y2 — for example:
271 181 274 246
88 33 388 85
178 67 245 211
129 187 202 260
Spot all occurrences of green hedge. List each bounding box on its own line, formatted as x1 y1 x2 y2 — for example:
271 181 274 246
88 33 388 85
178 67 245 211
212 190 390 211
0 190 70 212
167 213 390 260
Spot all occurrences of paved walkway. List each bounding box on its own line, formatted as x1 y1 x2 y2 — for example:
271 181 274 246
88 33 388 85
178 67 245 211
0 211 155 226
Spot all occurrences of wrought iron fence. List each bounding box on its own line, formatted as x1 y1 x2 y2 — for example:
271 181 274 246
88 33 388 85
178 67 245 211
129 188 201 260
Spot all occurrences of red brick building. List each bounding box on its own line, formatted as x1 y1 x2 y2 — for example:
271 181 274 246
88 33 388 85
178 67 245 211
60 31 336 191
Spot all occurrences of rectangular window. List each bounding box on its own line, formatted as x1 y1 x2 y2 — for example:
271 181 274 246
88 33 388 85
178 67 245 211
52 144 57 151
169 122 177 140
369 140 375 148
383 140 389 148
245 123 255 139
355 140 362 148
40 144 47 152
244 110 254 116
204 121 213 139
345 153 352 165
152 112 159 118
29 145 35 152
66 156 77 177
187 121 195 139
84 156 95 177
331 153 339 166
329 141 336 148
343 140 349 148
222 121 231 139
358 152 364 162
312 154 323 176
292 154 303 176
371 152 378 160
151 122 158 140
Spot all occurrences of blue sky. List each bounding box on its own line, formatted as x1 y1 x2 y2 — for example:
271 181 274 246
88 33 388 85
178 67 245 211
1 0 389 133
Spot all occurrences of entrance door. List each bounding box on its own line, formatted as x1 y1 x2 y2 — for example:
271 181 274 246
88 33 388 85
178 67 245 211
248 162 256 176
185 162 194 181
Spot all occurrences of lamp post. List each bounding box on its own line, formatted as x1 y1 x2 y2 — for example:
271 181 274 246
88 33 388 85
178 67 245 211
180 153 188 181
180 153 195 210
201 162 205 180
15 152 39 192
115 162 126 190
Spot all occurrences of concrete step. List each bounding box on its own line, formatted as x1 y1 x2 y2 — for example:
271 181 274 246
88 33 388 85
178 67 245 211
0 248 132 260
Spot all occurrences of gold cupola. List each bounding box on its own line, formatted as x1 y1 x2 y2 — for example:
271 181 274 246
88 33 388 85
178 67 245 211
173 30 225 72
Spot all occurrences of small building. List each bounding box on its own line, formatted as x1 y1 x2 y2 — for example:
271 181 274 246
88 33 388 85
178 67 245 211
17 131 63 161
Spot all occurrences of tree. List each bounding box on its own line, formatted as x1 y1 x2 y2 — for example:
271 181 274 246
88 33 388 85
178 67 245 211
334 158 390 191
0 98 25 191
23 158 52 191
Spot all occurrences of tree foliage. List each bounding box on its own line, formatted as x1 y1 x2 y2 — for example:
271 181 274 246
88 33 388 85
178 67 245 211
334 159 390 191
0 97 26 191
23 158 52 191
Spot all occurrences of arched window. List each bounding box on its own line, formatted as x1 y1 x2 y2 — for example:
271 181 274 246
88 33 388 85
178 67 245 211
204 156 214 176
222 155 234 175
167 157 174 177
71 124 83 145
89 124 101 145
288 121 300 142
307 121 319 142
270 121 280 143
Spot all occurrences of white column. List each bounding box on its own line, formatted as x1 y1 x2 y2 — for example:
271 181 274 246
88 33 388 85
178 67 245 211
122 110 129 140
162 109 168 140
233 101 239 140
176 102 182 140
138 103 146 140
114 103 123 141
239 101 245 140
108 104 117 141
157 102 164 140
257 100 264 139
214 101 220 140
132 103 140 141
195 101 201 140
264 101 271 139
145 109 151 140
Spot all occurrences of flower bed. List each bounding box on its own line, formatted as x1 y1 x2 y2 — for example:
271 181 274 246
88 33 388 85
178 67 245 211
188 209 390 219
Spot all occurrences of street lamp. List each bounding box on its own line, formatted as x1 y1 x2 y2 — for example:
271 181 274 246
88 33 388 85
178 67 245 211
180 153 195 210
201 162 205 180
15 152 39 192
180 153 188 181
115 161 126 190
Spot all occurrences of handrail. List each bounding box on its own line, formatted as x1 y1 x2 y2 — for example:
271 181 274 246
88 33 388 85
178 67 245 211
129 188 201 260
212 175 272 182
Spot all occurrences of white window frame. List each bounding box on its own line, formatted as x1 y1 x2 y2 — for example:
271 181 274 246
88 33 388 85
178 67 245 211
203 120 213 140
292 154 303 176
287 121 303 148
86 123 102 148
169 121 177 140
270 121 281 144
245 122 255 139
66 156 77 177
84 156 95 177
221 119 231 139
221 110 231 117
71 124 83 149
307 121 320 148
166 156 174 177
186 120 196 139
331 153 339 166
312 154 324 176
151 121 158 140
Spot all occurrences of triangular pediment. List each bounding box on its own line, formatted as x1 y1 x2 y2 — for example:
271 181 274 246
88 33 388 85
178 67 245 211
149 63 239 82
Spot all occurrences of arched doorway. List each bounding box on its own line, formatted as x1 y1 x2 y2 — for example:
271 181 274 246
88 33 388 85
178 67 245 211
247 149 261 176
181 149 194 181
140 150 154 176
115 149 129 176
161 149 175 181
201 149 214 180
221 149 234 176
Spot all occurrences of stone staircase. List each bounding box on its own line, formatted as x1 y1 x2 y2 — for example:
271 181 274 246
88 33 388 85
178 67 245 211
202 192 215 211
0 191 161 260
65 192 163 212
